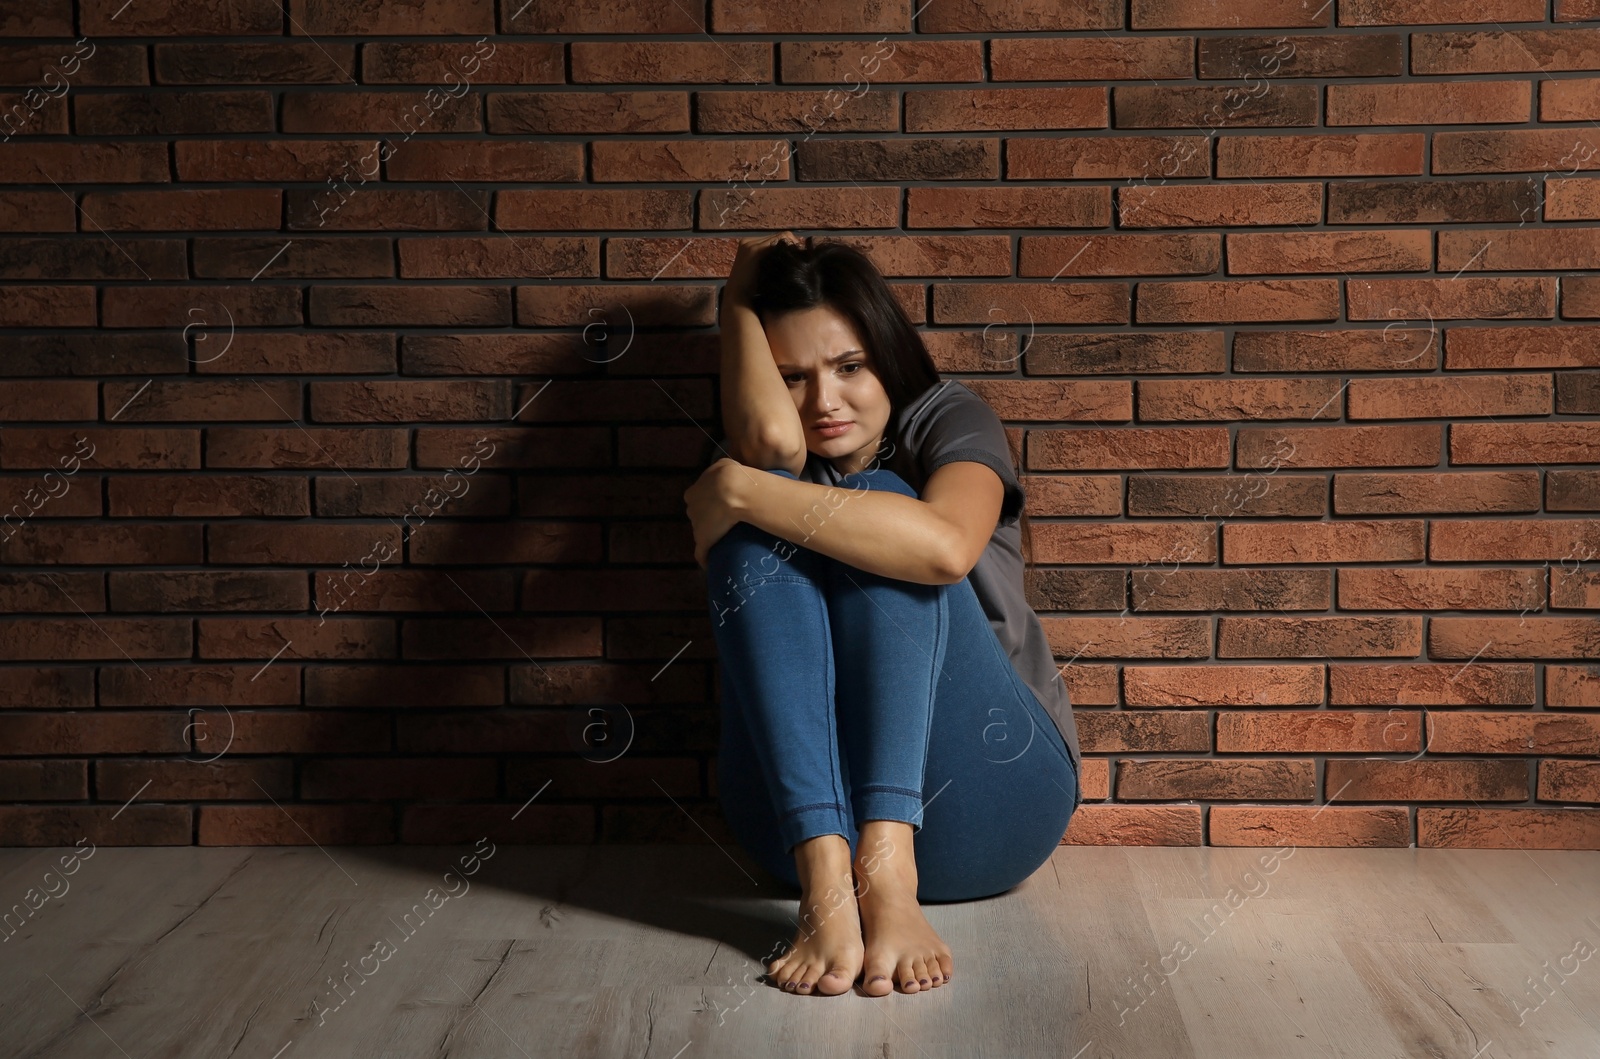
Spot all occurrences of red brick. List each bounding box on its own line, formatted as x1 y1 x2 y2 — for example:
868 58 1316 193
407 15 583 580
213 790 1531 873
784 40 986 83
1548 470 1600 511
715 0 908 32
99 668 300 710
699 186 900 232
1240 423 1441 468
503 0 705 32
1077 758 1111 800
363 41 560 84
1132 0 1330 28
1008 135 1211 179
1224 520 1426 563
155 43 355 84
1328 81 1530 125
1017 476 1120 518
1061 665 1122 707
1137 279 1340 323
1427 713 1600 755
1348 278 1556 320
1419 807 1600 848
0 760 86 800
76 91 273 135
1429 518 1600 560
398 237 595 279
1198 34 1402 78
81 189 281 231
1209 806 1411 846
176 140 379 181
1555 668 1600 710
287 0 493 34
1114 84 1318 128
515 284 717 327
1332 472 1541 514
1019 234 1219 277
1126 664 1325 706
488 91 687 134
1454 422 1600 466
82 0 281 35
1236 328 1443 372
0 806 191 845
1227 230 1431 274
907 88 1107 132
281 91 482 134
385 141 583 182
1 428 201 470
1435 128 1600 174
908 186 1110 228
1216 615 1424 657
695 89 896 134
1340 0 1546 22
572 41 771 83
1132 377 1344 419
1220 133 1425 176
932 282 1130 325
1354 647 1515 700
1442 229 1600 272
1341 564 1545 611
1117 758 1316 799
194 237 393 279
1028 427 1230 471
1328 179 1539 224
205 428 408 469
1132 565 1328 615
0 0 71 35
103 285 302 328
1064 804 1204 844
1431 618 1600 663
1126 476 1324 518
98 759 293 801
1445 325 1600 368
1552 561 1600 606
591 139 790 183
1219 710 1419 752
199 804 394 845
309 285 511 327
1538 759 1600 802
800 138 998 181
1077 710 1210 752
1326 759 1528 800
0 191 74 232
1556 0 1600 18
1348 374 1551 420
1413 29 1600 74
1119 183 1322 227
0 286 94 327
994 36 1194 81
919 0 1119 30
302 758 496 800
0 713 184 755
0 143 168 183
219 711 389 753
1036 521 1209 563
1043 623 1211 669
1024 337 1222 379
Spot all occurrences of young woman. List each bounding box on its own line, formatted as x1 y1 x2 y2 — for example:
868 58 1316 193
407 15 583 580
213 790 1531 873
683 233 1082 999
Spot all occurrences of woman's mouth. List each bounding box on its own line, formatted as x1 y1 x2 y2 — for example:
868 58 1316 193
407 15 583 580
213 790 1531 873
813 421 852 438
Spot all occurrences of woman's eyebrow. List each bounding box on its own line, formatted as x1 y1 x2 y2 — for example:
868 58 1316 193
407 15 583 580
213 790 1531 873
776 349 865 370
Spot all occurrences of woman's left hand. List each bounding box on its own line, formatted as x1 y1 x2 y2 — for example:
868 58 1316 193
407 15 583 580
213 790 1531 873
684 457 752 569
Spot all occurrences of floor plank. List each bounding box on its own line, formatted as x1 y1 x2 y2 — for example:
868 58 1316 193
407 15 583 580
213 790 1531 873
1 844 1597 1058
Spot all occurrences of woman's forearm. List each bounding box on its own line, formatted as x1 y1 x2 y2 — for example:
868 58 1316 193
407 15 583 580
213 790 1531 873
718 300 805 465
730 468 960 586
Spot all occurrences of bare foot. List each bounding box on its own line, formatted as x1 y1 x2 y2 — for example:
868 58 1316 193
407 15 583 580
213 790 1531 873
765 834 863 996
854 822 953 996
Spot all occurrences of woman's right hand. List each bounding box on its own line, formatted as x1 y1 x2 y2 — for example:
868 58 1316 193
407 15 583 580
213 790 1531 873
724 230 798 308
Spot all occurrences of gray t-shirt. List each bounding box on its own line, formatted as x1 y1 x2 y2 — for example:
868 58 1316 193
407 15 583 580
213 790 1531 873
792 379 1082 775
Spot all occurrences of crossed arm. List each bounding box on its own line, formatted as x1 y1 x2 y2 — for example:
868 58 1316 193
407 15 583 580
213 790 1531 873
687 456 1006 587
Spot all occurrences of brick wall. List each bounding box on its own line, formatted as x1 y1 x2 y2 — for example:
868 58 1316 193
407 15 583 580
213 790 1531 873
1 0 1598 851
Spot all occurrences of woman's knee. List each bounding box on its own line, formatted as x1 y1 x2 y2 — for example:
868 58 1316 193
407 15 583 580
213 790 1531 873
839 466 918 499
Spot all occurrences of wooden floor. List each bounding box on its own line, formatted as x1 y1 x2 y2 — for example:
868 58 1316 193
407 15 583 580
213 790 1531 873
3 841 1599 1058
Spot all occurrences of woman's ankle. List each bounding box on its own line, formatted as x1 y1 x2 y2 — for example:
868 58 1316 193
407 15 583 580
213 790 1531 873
792 833 853 889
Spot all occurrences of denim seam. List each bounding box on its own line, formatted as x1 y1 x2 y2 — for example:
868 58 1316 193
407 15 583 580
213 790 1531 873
780 801 845 820
855 784 923 798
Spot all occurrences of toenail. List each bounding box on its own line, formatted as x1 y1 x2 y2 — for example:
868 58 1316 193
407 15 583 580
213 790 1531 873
869 975 886 983
919 978 929 984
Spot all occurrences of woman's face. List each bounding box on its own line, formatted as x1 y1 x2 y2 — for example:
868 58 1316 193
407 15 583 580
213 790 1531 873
765 304 891 475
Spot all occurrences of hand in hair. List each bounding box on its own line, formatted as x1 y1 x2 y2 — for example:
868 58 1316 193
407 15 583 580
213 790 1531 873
724 230 799 310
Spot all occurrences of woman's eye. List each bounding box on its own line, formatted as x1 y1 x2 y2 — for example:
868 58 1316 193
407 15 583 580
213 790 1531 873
839 363 860 375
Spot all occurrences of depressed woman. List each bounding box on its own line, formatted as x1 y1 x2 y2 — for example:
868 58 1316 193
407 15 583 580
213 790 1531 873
684 232 1082 999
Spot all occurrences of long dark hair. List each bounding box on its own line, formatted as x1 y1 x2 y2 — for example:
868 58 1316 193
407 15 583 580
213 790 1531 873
744 236 1035 571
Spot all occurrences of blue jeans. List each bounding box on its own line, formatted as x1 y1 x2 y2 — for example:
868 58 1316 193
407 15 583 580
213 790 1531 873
707 465 1080 903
